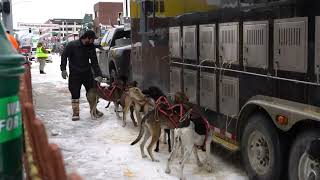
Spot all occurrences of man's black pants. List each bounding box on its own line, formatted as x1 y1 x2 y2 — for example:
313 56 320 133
68 71 94 99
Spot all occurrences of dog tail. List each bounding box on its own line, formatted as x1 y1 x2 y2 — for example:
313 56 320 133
130 110 154 145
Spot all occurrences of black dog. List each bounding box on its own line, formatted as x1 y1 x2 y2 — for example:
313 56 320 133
142 86 171 153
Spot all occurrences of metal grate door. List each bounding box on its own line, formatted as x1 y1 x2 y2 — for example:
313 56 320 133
169 27 181 58
274 17 308 73
199 24 216 62
183 25 197 60
243 21 269 69
200 72 217 111
219 22 239 64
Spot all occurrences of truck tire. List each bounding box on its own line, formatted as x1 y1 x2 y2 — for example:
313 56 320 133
110 68 117 83
288 129 320 180
241 113 283 180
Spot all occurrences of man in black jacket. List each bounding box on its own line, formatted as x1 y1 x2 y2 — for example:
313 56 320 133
60 30 103 121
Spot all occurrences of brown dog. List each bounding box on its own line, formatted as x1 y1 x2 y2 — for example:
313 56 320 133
86 80 137 121
121 87 155 127
130 92 190 162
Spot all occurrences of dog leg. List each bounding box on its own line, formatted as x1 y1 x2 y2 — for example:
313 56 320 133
91 104 97 120
165 132 181 174
134 104 142 125
140 125 150 159
193 146 203 167
122 104 130 127
132 106 141 127
87 95 98 120
179 148 192 180
163 129 167 144
115 102 121 118
167 129 171 152
147 126 161 162
154 129 161 152
86 90 97 120
130 105 137 126
171 130 175 152
92 97 98 119
204 132 214 172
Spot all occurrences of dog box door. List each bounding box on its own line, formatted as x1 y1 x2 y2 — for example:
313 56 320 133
200 72 216 111
219 22 239 65
170 67 182 94
243 21 269 69
183 69 198 104
219 76 239 117
169 27 181 59
183 25 197 61
274 17 308 73
199 24 216 62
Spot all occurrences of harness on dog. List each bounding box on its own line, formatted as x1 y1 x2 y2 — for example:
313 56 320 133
154 96 190 128
155 96 213 151
96 82 123 101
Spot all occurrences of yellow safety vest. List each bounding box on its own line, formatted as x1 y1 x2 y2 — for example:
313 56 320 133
36 47 48 58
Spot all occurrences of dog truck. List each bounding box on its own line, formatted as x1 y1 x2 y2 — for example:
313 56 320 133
125 0 320 180
96 26 131 82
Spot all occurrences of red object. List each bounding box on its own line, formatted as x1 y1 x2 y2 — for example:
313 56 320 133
19 46 31 54
96 82 123 101
6 33 19 50
155 96 214 150
155 96 187 128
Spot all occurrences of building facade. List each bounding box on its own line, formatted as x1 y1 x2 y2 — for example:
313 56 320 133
93 2 123 36
45 18 82 38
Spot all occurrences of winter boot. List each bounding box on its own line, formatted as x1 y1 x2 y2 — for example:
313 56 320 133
40 70 46 74
71 99 80 121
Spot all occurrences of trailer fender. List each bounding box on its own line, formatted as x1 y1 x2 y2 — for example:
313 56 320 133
237 95 320 140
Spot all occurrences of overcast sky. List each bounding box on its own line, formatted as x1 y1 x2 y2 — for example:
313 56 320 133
12 0 123 27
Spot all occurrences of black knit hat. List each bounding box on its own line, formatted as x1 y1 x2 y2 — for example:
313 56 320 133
80 30 97 39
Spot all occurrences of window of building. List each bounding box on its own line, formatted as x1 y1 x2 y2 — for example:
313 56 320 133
154 0 164 15
159 0 164 12
95 11 98 18
155 1 159 12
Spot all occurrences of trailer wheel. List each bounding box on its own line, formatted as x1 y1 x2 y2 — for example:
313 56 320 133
241 113 283 180
288 129 320 180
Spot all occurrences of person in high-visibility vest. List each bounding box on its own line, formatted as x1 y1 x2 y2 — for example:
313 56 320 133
36 42 48 74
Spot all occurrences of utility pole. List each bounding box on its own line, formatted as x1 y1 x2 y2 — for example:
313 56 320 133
65 21 68 42
1 0 13 33
62 21 64 38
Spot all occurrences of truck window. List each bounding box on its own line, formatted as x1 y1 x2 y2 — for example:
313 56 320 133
105 28 115 47
100 30 110 47
111 29 131 47
101 29 115 47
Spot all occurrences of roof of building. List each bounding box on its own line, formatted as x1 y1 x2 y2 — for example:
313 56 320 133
47 18 82 25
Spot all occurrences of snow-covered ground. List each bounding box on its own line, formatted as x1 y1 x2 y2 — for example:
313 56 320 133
31 55 248 180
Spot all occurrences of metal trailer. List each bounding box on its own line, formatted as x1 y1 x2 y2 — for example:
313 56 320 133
129 0 320 180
